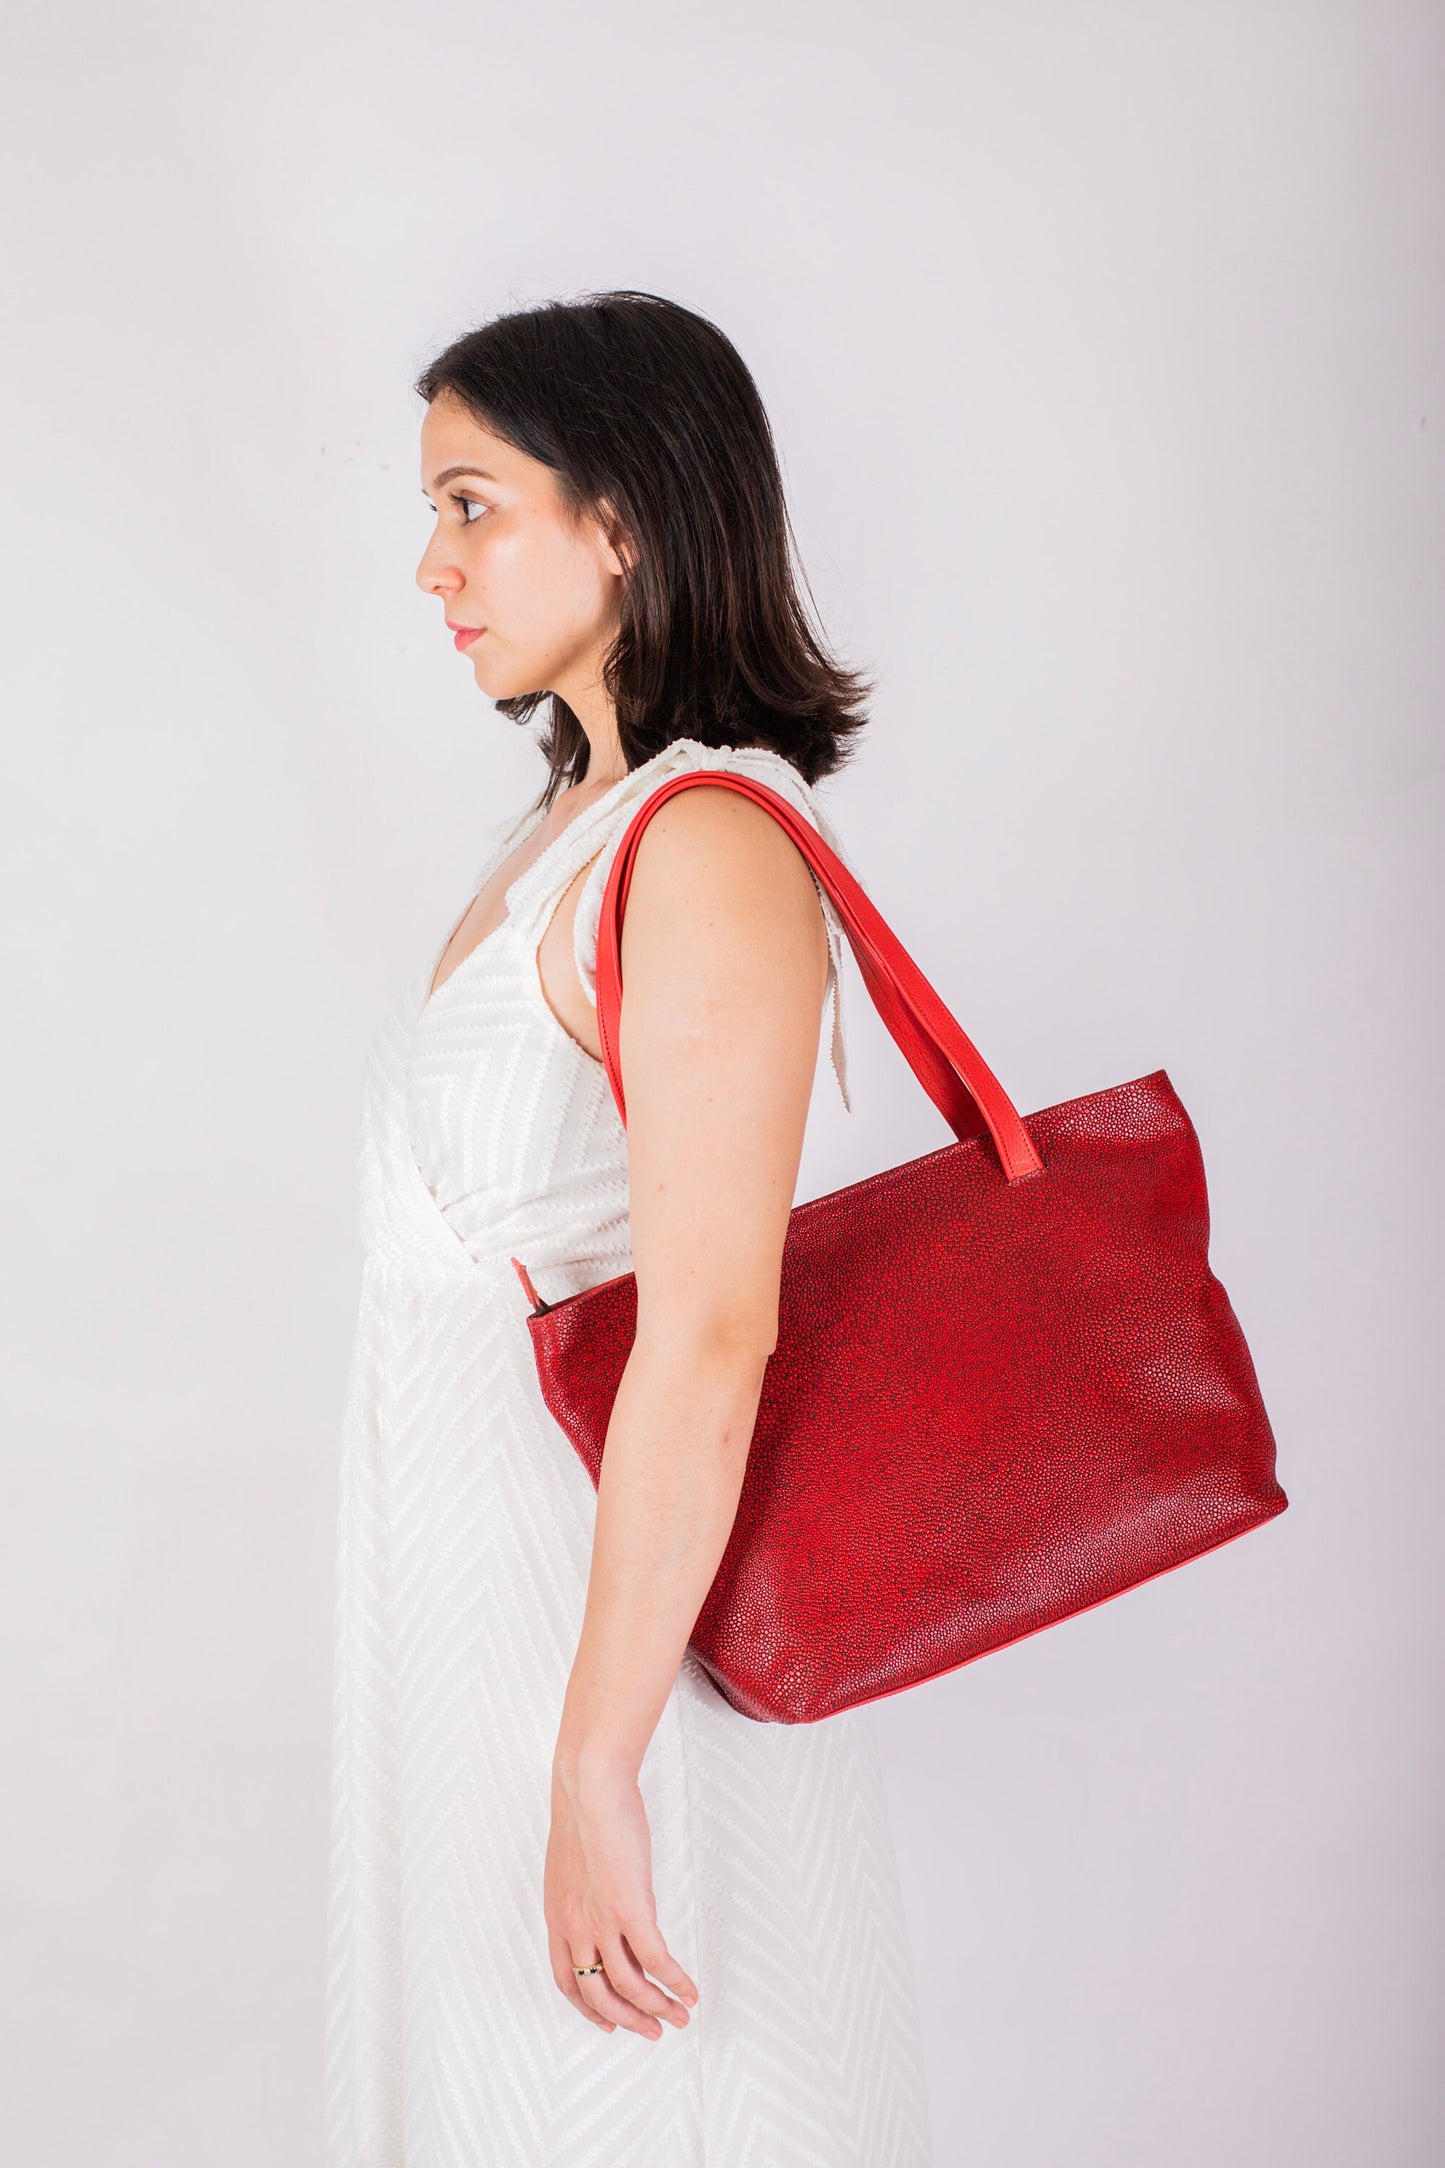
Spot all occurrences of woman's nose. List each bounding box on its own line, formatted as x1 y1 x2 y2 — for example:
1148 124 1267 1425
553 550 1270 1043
416 543 462 597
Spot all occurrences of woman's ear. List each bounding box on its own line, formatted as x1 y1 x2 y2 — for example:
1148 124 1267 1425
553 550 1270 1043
595 499 637 580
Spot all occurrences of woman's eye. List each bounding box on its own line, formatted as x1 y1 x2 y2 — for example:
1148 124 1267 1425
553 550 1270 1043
451 493 488 524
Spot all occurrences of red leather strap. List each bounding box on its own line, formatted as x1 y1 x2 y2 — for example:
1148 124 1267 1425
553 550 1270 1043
594 770 1044 1183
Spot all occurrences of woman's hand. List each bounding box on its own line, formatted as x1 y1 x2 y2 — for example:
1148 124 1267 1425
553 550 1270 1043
543 1750 698 2039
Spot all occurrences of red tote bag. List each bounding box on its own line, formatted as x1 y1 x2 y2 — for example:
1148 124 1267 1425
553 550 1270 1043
511 770 1287 1725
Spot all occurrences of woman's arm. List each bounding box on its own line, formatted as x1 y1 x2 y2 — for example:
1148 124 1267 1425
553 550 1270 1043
543 784 831 2040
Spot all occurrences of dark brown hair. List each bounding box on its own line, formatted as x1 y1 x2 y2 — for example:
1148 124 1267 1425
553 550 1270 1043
414 290 869 808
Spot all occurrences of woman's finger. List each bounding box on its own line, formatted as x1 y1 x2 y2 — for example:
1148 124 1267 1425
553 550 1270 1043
546 1925 616 2033
573 1953 665 2040
599 1929 692 2028
621 1919 699 2011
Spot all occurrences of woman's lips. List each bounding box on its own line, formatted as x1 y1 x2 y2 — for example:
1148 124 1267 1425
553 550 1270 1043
447 622 485 651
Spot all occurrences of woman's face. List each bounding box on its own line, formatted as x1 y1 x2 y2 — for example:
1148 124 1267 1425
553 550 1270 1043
415 389 628 703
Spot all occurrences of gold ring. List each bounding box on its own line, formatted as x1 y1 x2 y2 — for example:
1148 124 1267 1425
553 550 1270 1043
572 1960 605 1976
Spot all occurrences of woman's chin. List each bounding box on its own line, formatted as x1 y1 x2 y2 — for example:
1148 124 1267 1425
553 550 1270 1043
474 657 548 705
468 651 509 697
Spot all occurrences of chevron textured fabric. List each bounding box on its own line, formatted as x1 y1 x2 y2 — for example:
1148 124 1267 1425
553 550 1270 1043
324 738 934 2165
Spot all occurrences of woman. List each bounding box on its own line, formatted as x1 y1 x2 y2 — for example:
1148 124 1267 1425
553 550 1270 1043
325 291 934 2166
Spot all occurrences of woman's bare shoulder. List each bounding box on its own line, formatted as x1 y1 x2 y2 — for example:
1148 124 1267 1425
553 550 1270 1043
627 780 819 908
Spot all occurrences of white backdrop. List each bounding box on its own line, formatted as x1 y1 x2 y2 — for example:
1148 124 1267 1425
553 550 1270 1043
2 5 1441 2163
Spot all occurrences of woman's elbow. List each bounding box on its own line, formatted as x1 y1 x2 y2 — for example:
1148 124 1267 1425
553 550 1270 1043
634 1292 780 1375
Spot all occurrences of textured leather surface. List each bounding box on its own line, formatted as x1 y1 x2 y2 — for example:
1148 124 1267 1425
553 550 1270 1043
517 774 1288 1726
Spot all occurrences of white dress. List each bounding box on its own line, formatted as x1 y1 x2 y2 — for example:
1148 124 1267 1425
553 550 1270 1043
324 736 934 2167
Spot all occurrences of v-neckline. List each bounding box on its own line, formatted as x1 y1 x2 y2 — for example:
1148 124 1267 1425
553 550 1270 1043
416 737 805 1019
419 807 547 1012
419 761 643 1014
